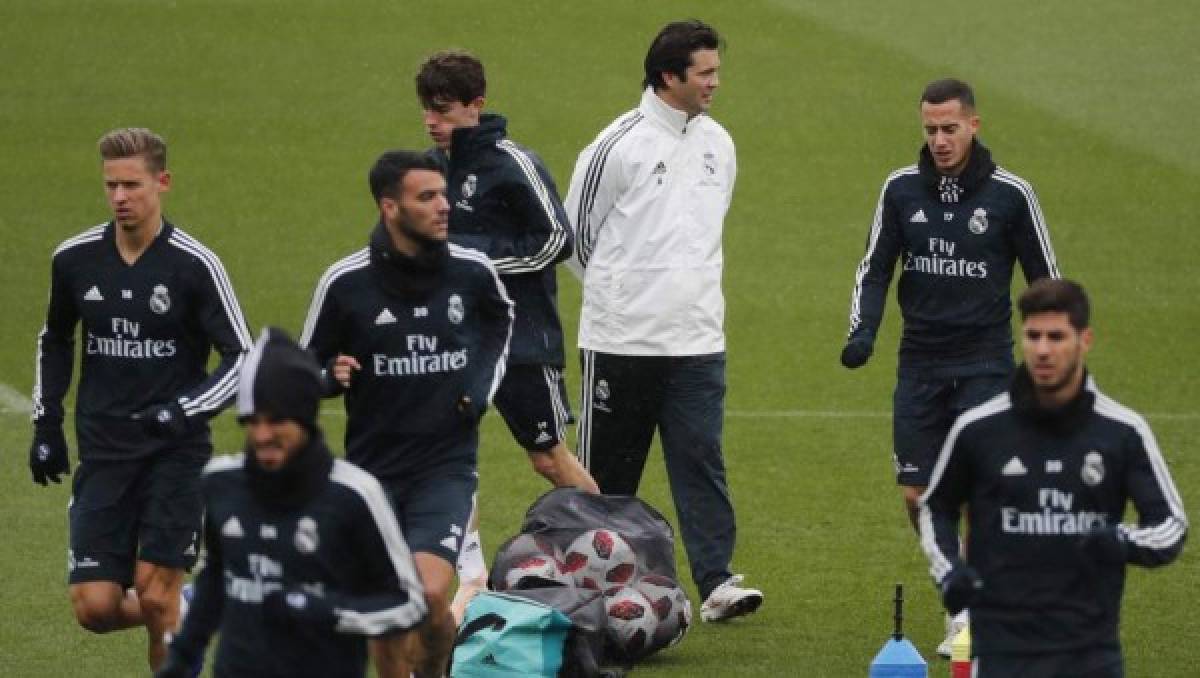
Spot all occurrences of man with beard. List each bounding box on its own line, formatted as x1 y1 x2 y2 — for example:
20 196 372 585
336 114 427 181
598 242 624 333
299 150 513 676
157 328 426 678
841 78 1062 654
919 278 1187 677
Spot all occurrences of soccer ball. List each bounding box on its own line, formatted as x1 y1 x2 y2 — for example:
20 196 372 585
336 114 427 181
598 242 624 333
561 528 638 590
634 573 692 650
603 586 658 660
493 533 570 591
501 554 571 590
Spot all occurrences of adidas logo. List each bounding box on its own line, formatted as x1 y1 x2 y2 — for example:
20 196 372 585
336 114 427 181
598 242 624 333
534 431 552 444
375 308 397 325
440 535 458 552
84 285 104 301
910 209 928 223
221 516 244 538
184 543 197 557
651 161 667 175
1002 456 1028 476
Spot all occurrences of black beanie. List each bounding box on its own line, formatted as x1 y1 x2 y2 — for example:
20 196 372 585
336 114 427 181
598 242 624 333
237 327 322 429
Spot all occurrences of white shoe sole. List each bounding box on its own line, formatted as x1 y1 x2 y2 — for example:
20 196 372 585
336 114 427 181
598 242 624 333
700 592 763 622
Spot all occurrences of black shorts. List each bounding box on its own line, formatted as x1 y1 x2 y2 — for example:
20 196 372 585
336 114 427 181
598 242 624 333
68 449 208 586
974 647 1123 678
382 459 477 566
893 360 1011 486
492 364 573 452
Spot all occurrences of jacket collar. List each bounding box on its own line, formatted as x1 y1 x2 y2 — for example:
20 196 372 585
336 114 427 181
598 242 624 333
368 221 447 298
918 138 996 204
638 87 700 136
450 113 507 157
244 431 334 510
105 218 172 262
1010 363 1095 432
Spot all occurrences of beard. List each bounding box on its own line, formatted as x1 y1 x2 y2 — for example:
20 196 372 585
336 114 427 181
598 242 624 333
1032 355 1083 398
396 217 443 249
392 214 448 269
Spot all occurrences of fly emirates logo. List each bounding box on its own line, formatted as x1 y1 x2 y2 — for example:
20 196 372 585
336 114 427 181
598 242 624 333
1002 488 1109 536
903 237 988 279
374 334 468 377
86 317 177 358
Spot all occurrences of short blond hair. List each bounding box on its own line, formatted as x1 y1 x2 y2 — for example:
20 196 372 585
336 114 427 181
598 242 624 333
97 127 167 173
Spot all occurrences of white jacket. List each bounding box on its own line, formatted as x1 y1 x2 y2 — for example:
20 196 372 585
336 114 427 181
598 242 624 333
565 88 736 356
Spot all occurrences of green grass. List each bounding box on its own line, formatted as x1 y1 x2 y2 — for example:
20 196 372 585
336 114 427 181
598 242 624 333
1 1 1197 676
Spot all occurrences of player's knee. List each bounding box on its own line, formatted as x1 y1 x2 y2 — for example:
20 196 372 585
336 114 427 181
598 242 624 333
528 451 562 483
137 587 174 624
423 584 452 617
74 609 115 634
71 595 120 633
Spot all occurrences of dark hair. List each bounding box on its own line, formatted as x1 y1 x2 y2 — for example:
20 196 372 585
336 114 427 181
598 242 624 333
416 50 486 108
369 150 442 203
920 78 976 111
642 19 721 90
1018 278 1091 330
98 127 167 173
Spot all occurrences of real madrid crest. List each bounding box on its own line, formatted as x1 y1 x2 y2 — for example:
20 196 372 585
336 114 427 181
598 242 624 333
702 151 717 176
462 174 477 199
1081 450 1105 487
968 208 988 235
294 516 319 554
447 294 464 324
595 378 610 401
149 284 171 314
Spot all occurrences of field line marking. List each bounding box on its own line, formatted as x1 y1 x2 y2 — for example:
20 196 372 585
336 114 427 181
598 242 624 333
0 383 32 417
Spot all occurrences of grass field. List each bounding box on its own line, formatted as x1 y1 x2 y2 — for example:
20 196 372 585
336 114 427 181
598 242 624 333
1 1 1197 676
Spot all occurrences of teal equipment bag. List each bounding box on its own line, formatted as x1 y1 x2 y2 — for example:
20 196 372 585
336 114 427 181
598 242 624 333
451 591 574 677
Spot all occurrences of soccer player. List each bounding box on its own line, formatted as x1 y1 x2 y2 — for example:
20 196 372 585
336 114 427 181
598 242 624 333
565 19 763 623
415 49 598 617
156 328 427 678
919 278 1187 677
28 127 252 670
300 150 513 675
841 78 1060 653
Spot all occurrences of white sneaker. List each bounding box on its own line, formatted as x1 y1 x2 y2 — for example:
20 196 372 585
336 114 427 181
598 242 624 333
700 574 763 622
937 610 969 659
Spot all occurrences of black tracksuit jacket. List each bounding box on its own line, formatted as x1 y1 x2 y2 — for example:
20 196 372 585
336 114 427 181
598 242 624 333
847 142 1061 368
172 440 426 677
299 225 513 480
920 367 1188 655
434 113 571 367
33 221 252 459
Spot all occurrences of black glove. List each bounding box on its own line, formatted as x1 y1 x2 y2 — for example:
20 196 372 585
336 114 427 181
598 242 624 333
263 588 337 630
154 645 200 678
939 564 982 615
29 425 70 486
1079 526 1128 565
132 401 191 439
840 338 874 369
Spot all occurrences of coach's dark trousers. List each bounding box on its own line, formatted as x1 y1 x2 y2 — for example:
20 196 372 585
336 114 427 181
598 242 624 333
578 350 735 599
